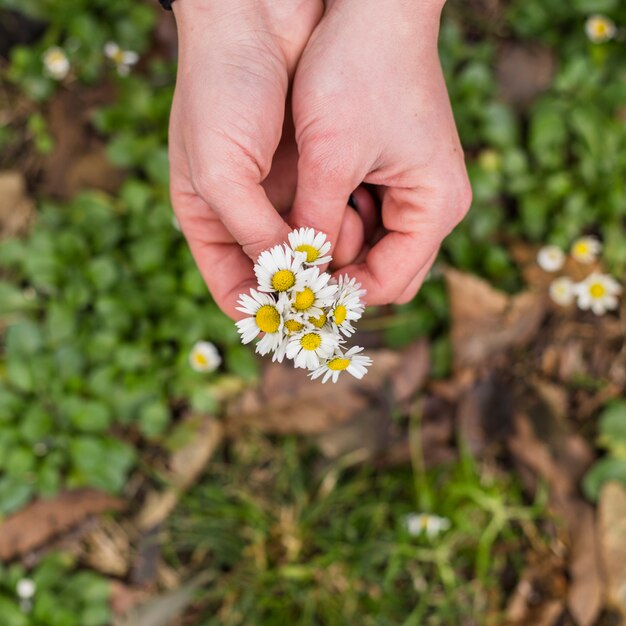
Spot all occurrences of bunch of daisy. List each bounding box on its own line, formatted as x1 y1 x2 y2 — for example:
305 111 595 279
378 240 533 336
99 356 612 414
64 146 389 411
537 236 622 315
235 228 372 383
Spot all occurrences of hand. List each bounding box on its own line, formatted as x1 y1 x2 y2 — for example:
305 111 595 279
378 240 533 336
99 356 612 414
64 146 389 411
168 0 323 317
290 0 472 304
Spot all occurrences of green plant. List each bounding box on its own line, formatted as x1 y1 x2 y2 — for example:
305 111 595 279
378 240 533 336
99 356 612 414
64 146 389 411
0 553 110 626
0 183 255 513
583 400 626 501
167 431 543 626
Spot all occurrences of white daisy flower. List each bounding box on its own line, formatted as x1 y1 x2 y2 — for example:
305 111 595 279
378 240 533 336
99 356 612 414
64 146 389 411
16 579 36 600
549 277 575 307
189 341 222 372
42 46 70 80
330 275 366 337
574 272 622 315
104 41 139 76
571 236 602 264
290 266 338 318
235 289 285 356
285 329 339 370
254 244 307 294
287 227 332 266
404 513 451 539
585 15 616 43
537 245 565 272
309 346 372 383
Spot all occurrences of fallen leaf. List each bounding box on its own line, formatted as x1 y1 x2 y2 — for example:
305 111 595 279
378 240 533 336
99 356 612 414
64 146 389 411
507 413 602 626
598 482 626 618
456 374 514 456
0 170 35 238
135 415 223 530
0 489 124 560
445 268 546 370
226 349 402 436
390 340 430 404
41 88 124 199
83 518 130 576
497 43 556 108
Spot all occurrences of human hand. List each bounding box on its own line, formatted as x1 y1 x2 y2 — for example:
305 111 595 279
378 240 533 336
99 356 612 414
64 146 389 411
290 0 472 304
168 0 323 317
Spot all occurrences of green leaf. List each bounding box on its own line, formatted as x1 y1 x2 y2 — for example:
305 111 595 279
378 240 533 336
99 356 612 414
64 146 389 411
598 401 626 457
139 399 171 439
583 458 626 502
0 281 35 314
225 345 258 381
69 436 135 493
0 477 33 515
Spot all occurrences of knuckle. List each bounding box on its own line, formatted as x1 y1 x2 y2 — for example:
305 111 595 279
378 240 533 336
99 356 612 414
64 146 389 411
191 161 234 202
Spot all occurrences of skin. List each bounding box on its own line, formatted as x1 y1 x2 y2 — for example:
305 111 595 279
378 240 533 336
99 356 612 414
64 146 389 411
169 0 471 318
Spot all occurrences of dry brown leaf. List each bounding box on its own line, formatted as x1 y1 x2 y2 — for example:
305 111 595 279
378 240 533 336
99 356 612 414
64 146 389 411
507 413 601 626
83 518 130 576
565 500 603 626
136 415 223 530
390 340 430 404
598 482 626 617
0 170 35 238
41 89 124 198
226 349 402 436
456 374 514 456
497 43 556 108
0 489 124 560
445 268 546 369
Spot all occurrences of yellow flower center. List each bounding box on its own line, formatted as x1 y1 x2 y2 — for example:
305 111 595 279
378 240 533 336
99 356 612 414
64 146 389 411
294 287 315 311
255 305 281 333
284 319 303 334
594 22 608 36
295 244 320 263
112 49 125 64
589 283 606 299
300 333 321 351
334 304 347 325
573 242 589 257
310 312 327 328
194 353 208 366
49 51 64 63
328 357 350 371
272 270 295 292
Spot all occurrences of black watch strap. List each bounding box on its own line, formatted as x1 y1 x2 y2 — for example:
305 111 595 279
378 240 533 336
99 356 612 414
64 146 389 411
158 0 175 9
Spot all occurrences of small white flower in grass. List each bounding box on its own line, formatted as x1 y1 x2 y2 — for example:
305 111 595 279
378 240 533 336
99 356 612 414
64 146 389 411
189 341 221 372
309 346 372 384
16 579 36 600
574 273 622 315
330 275 366 337
405 513 451 539
104 41 139 76
235 290 285 356
290 266 338 318
286 329 339 370
585 15 616 43
42 46 70 80
288 227 332 265
549 277 575 307
254 244 306 294
537 245 565 272
571 236 602 264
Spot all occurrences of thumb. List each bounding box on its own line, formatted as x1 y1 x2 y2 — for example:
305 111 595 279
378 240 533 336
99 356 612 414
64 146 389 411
289 148 358 257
